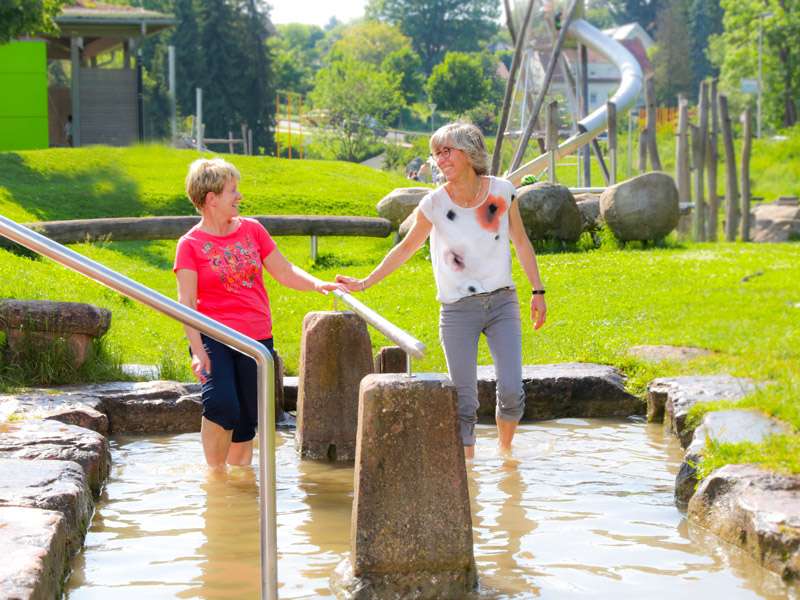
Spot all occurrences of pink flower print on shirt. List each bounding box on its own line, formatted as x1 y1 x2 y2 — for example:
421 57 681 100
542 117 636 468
201 237 260 293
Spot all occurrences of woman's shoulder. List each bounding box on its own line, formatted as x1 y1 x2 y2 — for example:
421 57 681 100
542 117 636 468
488 176 517 197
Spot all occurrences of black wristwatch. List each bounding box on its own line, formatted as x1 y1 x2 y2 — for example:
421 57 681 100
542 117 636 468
531 289 546 295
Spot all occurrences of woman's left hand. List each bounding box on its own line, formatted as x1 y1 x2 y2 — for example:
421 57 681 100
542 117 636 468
315 281 351 295
530 294 547 330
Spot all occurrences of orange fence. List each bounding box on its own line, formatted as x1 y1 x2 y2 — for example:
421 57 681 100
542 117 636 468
276 91 303 159
637 107 679 133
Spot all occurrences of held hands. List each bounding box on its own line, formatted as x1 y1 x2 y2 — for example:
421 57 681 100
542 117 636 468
334 274 367 293
315 281 351 295
530 294 547 330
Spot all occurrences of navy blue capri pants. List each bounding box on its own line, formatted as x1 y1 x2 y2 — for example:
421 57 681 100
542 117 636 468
194 334 274 443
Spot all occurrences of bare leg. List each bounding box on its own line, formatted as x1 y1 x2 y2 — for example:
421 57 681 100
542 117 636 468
464 445 475 459
201 416 233 469
497 416 518 450
226 440 254 466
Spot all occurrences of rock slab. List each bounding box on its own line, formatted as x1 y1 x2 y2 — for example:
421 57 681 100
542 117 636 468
331 374 477 599
0 458 92 554
0 420 110 495
675 409 793 505
647 375 757 447
476 363 643 420
689 464 800 579
0 506 68 600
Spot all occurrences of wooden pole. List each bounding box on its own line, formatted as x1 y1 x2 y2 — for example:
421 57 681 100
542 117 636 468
276 92 281 158
638 129 648 174
607 101 617 184
492 0 537 175
718 93 739 242
581 43 591 187
675 97 691 211
299 95 303 160
242 124 248 155
706 79 720 241
503 0 517 46
288 93 292 160
644 74 662 171
509 0 581 173
228 131 234 154
740 106 753 241
692 81 709 241
545 100 559 183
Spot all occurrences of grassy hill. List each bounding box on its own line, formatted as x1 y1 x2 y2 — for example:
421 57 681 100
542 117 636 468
1 143 799 475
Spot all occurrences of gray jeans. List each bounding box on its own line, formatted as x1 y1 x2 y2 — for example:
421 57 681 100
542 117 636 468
439 288 525 447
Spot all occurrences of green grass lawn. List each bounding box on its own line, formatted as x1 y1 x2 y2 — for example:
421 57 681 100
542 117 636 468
1 143 799 476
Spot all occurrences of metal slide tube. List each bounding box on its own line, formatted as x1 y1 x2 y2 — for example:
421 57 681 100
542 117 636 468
333 290 427 360
506 19 643 186
0 216 278 600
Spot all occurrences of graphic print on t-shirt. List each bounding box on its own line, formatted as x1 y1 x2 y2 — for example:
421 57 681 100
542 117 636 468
201 237 260 292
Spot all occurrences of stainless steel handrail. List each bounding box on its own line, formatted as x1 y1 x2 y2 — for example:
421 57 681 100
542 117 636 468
0 216 278 600
332 290 427 375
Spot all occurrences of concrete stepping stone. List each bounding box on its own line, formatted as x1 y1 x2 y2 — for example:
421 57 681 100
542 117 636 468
0 458 92 553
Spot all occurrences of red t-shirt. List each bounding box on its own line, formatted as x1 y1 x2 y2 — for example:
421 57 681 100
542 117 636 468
174 217 277 340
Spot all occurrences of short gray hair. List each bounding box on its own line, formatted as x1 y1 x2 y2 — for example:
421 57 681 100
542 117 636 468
430 122 491 177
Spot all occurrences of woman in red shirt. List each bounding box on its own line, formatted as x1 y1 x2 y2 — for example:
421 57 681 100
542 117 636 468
175 158 347 470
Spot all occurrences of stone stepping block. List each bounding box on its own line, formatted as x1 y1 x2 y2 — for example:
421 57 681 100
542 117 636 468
689 464 800 579
0 458 92 554
647 375 758 447
0 420 109 495
0 390 108 436
627 344 714 362
476 363 643 420
0 506 68 600
58 380 203 434
675 409 793 505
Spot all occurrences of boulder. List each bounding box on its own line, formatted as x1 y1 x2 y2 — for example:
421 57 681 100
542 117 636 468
0 458 92 554
749 202 800 243
600 172 679 241
397 210 416 239
574 193 602 231
516 182 582 243
675 409 792 505
476 363 643 420
0 419 110 495
376 188 430 229
0 506 68 600
688 464 800 579
647 375 758 447
0 299 112 368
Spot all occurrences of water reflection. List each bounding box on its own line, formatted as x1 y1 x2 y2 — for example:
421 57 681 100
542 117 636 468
65 419 799 600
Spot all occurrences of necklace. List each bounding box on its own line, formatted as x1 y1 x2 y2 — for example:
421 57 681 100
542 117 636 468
461 178 482 208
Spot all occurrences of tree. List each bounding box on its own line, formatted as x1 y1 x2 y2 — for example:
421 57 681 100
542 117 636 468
310 59 403 161
711 0 798 130
0 0 65 44
270 23 327 94
168 0 203 117
426 52 489 114
650 0 693 104
382 46 424 105
607 0 663 33
687 0 724 94
367 0 500 73
329 21 411 66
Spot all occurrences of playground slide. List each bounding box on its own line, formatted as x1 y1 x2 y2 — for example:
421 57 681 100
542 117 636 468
505 18 644 186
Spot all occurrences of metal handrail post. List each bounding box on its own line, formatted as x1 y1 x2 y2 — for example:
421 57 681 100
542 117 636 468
0 216 278 600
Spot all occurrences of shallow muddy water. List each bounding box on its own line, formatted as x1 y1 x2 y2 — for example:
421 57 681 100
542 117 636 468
65 418 799 599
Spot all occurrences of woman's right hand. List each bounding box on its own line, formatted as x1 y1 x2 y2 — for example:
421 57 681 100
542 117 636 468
191 349 211 384
335 274 366 293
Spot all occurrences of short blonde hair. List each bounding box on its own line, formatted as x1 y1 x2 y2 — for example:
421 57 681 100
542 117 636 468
430 122 491 177
185 158 241 212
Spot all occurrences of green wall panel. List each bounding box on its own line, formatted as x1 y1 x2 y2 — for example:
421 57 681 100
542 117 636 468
0 41 49 150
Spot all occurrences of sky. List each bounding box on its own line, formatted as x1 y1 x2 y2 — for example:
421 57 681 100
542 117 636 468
269 0 370 27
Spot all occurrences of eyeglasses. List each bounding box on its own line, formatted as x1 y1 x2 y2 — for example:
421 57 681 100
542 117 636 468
430 146 454 162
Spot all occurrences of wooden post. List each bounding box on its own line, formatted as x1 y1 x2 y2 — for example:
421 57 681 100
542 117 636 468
545 100 559 183
276 92 281 157
740 107 753 241
288 93 292 159
675 97 691 214
638 129 648 174
644 74 662 171
718 94 739 242
706 79 720 241
248 129 253 157
692 81 709 242
241 124 248 155
228 130 234 154
607 101 617 184
299 94 303 160
581 43 591 187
